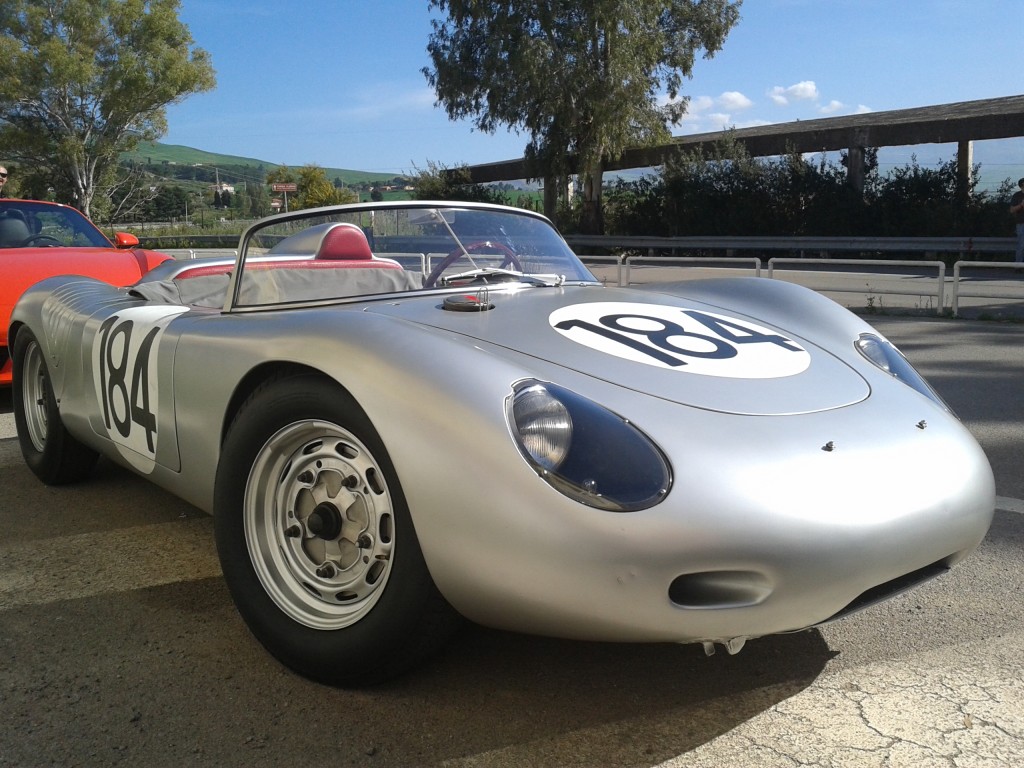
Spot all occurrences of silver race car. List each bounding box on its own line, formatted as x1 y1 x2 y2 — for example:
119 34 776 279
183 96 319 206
9 201 994 686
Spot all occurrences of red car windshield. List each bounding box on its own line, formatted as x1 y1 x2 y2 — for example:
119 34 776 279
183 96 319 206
0 201 113 249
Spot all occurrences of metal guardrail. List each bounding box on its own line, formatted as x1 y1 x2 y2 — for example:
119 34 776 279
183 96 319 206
175 237 1024 318
567 235 1024 316
564 234 1017 258
622 256 762 285
951 262 1024 316
150 233 1017 257
769 258 947 316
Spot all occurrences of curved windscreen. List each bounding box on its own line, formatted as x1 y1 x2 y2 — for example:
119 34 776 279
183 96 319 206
218 203 597 310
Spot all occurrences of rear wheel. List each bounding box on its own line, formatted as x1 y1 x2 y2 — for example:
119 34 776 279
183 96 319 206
12 329 99 484
214 373 460 686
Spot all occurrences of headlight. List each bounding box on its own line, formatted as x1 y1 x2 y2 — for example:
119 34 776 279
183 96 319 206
855 333 951 412
509 380 672 511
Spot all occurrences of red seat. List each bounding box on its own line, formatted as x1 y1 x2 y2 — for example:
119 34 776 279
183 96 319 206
316 223 373 260
171 223 404 283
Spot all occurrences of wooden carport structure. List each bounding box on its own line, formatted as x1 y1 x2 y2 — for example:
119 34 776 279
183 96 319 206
463 94 1024 193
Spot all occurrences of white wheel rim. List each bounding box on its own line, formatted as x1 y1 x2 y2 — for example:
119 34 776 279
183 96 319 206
243 420 395 630
21 340 49 453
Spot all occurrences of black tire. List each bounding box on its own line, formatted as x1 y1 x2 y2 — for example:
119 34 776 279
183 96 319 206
214 372 460 686
12 328 99 485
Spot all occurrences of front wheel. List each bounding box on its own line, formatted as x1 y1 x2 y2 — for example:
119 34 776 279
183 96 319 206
214 373 460 686
12 329 99 484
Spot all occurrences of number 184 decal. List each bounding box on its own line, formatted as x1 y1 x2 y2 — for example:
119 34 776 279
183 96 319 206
91 305 188 472
550 302 811 379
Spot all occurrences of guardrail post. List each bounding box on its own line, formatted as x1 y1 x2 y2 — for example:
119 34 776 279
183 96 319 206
936 263 945 316
952 262 961 317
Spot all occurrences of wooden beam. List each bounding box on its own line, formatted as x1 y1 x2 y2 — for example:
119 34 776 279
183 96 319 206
464 95 1024 183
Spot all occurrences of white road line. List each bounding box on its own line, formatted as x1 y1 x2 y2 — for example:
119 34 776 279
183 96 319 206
0 518 221 610
996 496 1024 515
0 412 15 440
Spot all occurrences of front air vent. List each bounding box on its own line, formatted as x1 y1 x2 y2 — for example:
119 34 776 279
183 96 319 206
668 570 772 609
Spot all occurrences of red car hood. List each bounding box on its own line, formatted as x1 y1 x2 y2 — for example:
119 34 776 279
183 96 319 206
1 246 170 382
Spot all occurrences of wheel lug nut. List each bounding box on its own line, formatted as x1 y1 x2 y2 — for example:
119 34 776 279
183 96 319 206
317 563 336 578
357 535 372 549
285 525 301 538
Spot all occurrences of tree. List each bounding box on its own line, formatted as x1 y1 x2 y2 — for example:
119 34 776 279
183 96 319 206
424 0 741 233
0 0 215 216
144 184 189 221
265 164 370 210
243 180 272 218
410 160 507 204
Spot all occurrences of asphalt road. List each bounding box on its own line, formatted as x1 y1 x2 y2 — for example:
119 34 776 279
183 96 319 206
1 315 1022 767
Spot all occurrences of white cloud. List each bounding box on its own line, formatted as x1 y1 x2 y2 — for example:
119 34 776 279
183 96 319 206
768 80 820 106
819 99 844 114
855 104 873 114
717 91 753 111
689 95 714 113
706 112 735 130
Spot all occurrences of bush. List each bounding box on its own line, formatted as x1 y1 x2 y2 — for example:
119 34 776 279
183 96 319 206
604 138 1011 239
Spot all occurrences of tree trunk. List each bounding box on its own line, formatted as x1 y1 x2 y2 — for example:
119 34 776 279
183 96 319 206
580 159 604 235
543 175 558 220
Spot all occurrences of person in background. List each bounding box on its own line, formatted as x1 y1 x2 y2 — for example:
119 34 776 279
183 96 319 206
0 165 8 197
1012 177 1024 263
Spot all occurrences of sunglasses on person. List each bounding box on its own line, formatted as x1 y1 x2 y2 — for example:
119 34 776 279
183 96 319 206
0 172 7 178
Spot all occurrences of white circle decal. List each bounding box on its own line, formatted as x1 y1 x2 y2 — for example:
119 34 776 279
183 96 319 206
549 302 811 378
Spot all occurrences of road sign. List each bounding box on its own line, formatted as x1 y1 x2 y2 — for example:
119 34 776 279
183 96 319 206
271 183 297 192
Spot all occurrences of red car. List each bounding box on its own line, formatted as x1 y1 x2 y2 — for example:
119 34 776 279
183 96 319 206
0 199 171 385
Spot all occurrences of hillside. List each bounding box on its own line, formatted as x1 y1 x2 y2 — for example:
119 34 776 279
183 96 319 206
124 141 405 186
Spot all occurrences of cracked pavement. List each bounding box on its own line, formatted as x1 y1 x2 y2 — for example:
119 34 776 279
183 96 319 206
1 316 1022 767
662 633 1024 767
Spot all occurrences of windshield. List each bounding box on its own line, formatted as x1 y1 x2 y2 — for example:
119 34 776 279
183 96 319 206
219 202 597 310
0 201 111 249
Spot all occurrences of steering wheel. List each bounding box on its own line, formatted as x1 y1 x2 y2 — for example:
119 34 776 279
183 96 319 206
424 240 522 287
19 234 63 247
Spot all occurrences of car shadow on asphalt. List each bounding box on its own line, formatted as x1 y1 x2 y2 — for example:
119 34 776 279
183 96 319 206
0 571 832 767
391 623 834 764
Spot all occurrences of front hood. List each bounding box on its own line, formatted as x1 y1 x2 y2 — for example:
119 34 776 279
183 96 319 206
366 285 870 416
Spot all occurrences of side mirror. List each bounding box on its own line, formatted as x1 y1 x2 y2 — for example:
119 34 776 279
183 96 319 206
113 231 140 248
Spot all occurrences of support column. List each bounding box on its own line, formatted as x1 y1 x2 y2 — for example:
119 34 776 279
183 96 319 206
846 145 865 193
957 140 974 202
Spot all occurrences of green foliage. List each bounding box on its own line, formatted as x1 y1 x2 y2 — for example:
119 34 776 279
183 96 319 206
603 139 1012 240
0 0 215 216
125 140 404 187
410 161 509 204
424 0 742 233
145 185 191 220
243 181 272 218
291 165 358 210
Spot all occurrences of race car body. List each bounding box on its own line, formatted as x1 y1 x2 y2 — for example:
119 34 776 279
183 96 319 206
9 201 994 686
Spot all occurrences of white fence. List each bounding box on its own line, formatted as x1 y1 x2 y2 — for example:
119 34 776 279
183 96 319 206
567 235 1023 317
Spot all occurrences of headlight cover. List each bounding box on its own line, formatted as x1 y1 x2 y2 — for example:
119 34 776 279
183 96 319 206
855 333 951 413
509 380 672 511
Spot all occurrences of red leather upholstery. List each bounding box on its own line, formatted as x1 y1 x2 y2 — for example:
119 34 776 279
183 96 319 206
172 224 405 282
316 223 373 260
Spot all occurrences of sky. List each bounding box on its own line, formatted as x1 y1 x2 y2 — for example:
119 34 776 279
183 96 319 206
162 0 1024 192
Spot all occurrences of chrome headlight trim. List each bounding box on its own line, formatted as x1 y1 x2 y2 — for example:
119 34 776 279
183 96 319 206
509 380 672 512
855 333 951 413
